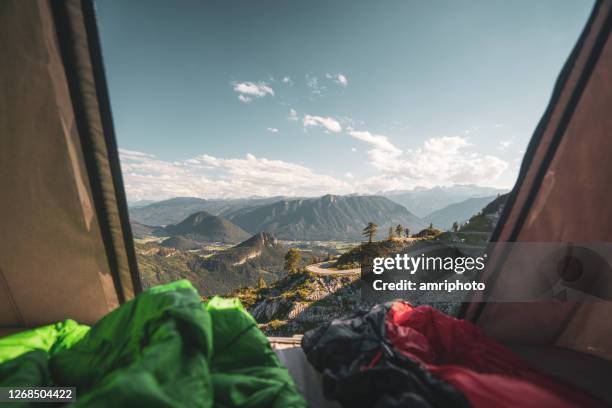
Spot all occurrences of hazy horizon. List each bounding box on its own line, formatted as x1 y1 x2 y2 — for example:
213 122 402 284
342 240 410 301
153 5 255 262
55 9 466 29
97 0 593 201
126 183 509 205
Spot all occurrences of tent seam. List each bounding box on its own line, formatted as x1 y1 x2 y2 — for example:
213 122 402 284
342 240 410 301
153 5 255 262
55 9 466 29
466 0 611 322
0 266 25 327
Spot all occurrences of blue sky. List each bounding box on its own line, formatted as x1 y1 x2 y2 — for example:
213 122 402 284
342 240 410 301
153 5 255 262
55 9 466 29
96 0 594 201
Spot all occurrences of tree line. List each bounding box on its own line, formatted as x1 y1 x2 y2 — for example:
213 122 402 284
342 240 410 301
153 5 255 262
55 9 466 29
362 222 413 243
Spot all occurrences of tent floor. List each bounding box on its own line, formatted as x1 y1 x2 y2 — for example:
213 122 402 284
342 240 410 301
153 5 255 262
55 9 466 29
272 342 612 406
509 344 612 405
274 346 340 408
1 333 608 404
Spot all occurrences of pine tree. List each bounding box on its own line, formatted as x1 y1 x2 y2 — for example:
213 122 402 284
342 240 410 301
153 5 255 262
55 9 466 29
404 227 410 238
362 222 378 243
388 226 395 240
284 248 301 274
452 221 459 232
395 224 404 238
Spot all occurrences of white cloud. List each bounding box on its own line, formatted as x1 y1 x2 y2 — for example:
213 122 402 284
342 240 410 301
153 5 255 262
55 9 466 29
303 115 342 133
345 130 508 188
413 137 507 183
306 72 348 95
119 136 509 201
288 108 298 121
119 150 350 201
232 81 274 102
282 76 293 85
498 140 512 150
347 130 401 164
119 120 510 201
326 73 348 87
347 129 403 173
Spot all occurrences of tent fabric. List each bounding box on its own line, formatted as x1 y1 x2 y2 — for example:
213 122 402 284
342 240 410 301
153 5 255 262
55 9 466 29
303 302 604 408
0 0 140 329
51 0 142 302
0 280 306 407
462 0 612 362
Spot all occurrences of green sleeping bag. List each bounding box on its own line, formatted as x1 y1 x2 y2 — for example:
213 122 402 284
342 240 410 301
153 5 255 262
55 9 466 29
0 280 306 407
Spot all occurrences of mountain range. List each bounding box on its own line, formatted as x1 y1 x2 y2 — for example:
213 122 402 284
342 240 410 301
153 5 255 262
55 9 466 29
160 236 204 250
163 211 249 243
137 231 287 296
459 193 509 234
383 184 507 217
129 196 284 226
129 186 508 242
129 185 508 228
131 194 426 241
226 194 426 241
129 220 159 239
423 195 497 230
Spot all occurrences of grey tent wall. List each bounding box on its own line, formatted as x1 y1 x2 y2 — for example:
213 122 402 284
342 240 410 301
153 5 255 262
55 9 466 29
459 0 612 320
0 0 140 331
50 0 142 302
461 0 612 361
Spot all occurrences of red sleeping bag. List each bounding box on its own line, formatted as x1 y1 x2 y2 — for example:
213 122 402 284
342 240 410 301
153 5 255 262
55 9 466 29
386 302 604 408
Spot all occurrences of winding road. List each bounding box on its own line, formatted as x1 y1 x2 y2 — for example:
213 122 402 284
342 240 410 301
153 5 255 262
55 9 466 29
306 261 360 275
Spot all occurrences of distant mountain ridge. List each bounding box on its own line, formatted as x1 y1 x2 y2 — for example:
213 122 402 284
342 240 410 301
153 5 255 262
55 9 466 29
130 186 508 226
227 194 426 241
129 194 427 241
160 236 202 250
384 184 508 217
128 199 156 208
424 196 497 230
163 211 249 243
130 220 160 239
129 197 209 226
129 196 285 226
459 193 509 234
136 232 287 296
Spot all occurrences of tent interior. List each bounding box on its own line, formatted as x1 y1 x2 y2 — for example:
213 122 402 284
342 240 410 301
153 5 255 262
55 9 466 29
1 0 611 405
1 0 141 335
